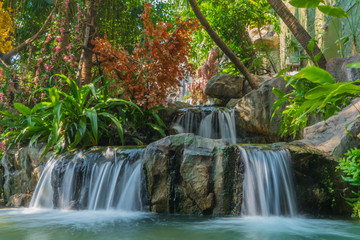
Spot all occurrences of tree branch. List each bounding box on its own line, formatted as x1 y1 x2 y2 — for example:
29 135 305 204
1 0 60 64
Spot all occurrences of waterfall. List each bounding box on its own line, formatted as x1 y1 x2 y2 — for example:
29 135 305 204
239 147 297 216
29 148 146 211
174 107 236 144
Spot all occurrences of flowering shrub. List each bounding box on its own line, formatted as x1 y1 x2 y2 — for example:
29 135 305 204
93 3 200 109
0 0 83 108
188 48 220 105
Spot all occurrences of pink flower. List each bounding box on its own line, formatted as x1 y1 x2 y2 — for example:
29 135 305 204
77 3 81 11
75 24 80 32
74 34 79 40
55 46 61 55
36 68 41 76
61 18 66 26
34 76 39 85
64 0 70 11
68 42 74 51
44 64 53 72
64 55 69 62
56 36 62 42
77 12 81 22
0 93 5 103
52 55 57 61
0 142 7 152
37 58 43 66
60 27 65 35
45 34 52 43
69 54 75 62
0 70 4 78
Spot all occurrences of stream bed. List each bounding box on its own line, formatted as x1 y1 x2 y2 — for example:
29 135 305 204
1 208 360 240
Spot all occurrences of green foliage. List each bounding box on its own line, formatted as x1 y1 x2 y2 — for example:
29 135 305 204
0 75 143 159
180 0 279 71
339 148 360 186
338 148 360 218
272 66 360 138
317 5 349 19
288 0 349 19
289 0 323 9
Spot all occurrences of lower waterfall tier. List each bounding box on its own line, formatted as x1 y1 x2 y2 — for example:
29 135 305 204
2 134 352 216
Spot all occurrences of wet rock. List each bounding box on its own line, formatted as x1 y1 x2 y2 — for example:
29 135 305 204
1 145 51 207
249 25 280 50
284 144 355 216
205 74 245 100
326 54 360 83
158 101 192 130
296 99 360 160
7 193 32 207
228 77 292 143
144 134 243 215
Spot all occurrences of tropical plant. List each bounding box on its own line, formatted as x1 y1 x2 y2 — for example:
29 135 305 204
272 65 360 138
338 148 360 218
0 75 142 159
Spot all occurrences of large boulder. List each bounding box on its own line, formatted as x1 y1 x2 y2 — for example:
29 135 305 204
249 25 279 50
296 99 360 160
227 77 292 142
1 145 51 207
144 133 243 215
205 74 245 100
326 54 360 83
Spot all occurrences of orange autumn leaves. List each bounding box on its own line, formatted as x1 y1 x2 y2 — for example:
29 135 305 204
93 3 200 109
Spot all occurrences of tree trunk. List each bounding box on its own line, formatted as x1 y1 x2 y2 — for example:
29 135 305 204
188 0 258 90
77 0 99 87
268 0 327 69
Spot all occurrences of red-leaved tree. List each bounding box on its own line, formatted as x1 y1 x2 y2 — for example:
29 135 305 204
93 3 200 109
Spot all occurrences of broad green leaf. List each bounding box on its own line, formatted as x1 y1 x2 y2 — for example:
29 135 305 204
314 52 323 64
99 112 124 145
347 62 360 69
14 103 31 116
307 38 315 53
318 5 349 18
49 87 59 104
272 88 286 98
31 102 52 114
289 0 322 8
85 108 98 144
276 65 292 78
295 66 335 85
147 123 166 137
305 83 360 100
54 103 62 122
304 84 338 100
132 137 144 146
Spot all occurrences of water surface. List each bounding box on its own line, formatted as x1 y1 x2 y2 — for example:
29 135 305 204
1 208 360 240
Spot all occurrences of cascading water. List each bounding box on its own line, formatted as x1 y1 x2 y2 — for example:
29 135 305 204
29 148 146 211
174 107 237 144
239 147 297 216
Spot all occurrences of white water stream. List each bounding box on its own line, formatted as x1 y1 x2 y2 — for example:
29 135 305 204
239 147 297 216
29 148 144 211
175 107 237 144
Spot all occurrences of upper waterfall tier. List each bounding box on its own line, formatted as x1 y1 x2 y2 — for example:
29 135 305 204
174 107 237 144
